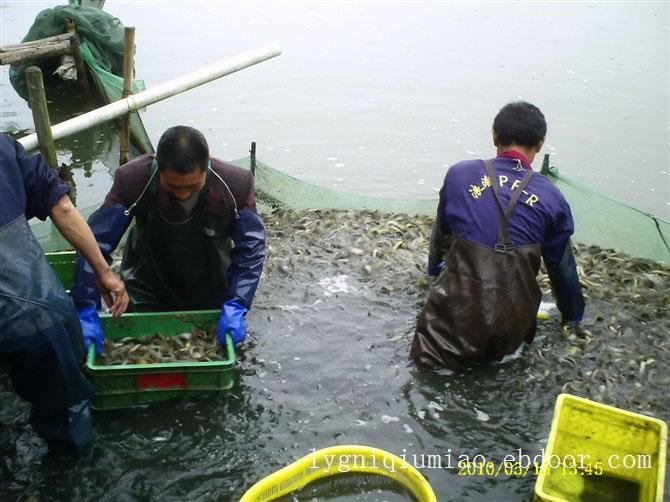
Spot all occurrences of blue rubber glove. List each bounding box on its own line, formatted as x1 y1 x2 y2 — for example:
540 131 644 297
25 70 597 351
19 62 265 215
218 299 248 346
77 305 104 356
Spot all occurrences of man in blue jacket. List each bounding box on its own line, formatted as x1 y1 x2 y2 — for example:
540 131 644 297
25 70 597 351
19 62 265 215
411 102 584 369
0 133 127 458
72 126 265 354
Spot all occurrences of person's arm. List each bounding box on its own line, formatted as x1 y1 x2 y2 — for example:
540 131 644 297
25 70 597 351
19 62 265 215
49 195 128 317
227 207 266 307
427 176 451 277
544 240 584 324
542 196 584 324
217 175 266 346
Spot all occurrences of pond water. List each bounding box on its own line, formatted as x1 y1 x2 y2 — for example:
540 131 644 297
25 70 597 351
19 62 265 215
1 1 668 217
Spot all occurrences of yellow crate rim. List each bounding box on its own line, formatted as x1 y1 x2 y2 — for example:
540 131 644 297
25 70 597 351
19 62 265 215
535 393 668 502
240 444 437 502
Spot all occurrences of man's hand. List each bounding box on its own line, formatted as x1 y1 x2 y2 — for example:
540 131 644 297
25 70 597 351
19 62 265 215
49 195 129 317
94 269 128 317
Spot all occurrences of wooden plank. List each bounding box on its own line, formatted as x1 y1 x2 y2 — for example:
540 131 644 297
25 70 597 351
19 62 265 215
0 33 73 52
0 40 72 65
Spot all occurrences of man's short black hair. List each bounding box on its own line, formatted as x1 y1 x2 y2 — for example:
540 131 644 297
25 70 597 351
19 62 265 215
156 125 209 173
493 101 546 148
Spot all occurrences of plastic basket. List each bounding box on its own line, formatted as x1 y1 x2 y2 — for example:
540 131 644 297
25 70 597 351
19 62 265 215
535 393 667 502
45 250 76 291
87 310 235 410
240 445 437 501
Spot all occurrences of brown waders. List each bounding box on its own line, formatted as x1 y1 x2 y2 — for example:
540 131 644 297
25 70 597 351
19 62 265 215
411 160 542 369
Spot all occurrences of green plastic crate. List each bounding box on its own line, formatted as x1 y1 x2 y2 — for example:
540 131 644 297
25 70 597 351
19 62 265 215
87 310 235 410
45 250 76 291
535 394 667 502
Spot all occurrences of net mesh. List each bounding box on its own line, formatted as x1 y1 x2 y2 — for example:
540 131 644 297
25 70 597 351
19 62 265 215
540 159 670 265
243 156 670 264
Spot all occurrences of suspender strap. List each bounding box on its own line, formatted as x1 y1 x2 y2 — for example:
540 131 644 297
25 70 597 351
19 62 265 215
484 159 508 244
483 159 534 252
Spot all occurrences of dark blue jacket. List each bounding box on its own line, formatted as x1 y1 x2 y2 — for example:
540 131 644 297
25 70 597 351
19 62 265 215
0 133 68 227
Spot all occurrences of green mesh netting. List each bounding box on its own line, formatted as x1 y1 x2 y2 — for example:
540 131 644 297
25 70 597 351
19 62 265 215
248 159 437 216
32 156 670 264
33 155 670 265
540 162 670 264
244 156 670 264
8 3 153 154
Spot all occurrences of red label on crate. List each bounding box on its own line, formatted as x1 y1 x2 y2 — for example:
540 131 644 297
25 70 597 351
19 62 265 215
137 373 187 390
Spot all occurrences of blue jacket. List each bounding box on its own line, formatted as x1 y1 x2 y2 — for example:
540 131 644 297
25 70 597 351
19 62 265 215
0 133 69 227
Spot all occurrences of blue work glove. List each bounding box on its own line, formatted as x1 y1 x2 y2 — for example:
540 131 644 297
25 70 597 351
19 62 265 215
218 299 248 346
77 304 104 356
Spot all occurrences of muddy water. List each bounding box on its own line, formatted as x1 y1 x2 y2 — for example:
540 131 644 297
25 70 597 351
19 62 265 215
1 209 668 500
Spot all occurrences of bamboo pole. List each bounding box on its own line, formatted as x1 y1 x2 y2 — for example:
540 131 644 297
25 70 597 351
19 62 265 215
250 141 256 177
25 66 76 203
119 26 135 165
18 42 282 151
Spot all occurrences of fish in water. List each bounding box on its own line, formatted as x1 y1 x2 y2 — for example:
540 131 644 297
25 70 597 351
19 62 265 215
106 208 669 418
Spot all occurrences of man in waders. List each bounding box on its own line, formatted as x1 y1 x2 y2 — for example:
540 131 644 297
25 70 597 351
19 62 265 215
411 102 584 369
0 133 128 458
71 126 265 353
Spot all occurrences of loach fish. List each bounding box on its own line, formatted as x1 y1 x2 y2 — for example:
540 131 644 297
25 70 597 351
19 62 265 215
105 208 669 418
97 325 225 365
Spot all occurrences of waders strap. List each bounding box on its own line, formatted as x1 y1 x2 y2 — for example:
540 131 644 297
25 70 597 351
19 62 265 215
484 159 534 252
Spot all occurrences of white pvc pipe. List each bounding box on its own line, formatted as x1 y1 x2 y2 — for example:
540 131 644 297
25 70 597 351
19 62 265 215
18 42 281 151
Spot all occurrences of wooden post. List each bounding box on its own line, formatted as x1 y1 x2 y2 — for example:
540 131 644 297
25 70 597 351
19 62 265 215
119 26 135 165
541 153 550 175
25 66 76 203
250 141 256 177
26 66 58 169
65 19 92 102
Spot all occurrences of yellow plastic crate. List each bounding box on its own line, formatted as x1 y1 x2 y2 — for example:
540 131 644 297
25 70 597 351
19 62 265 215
535 394 667 502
